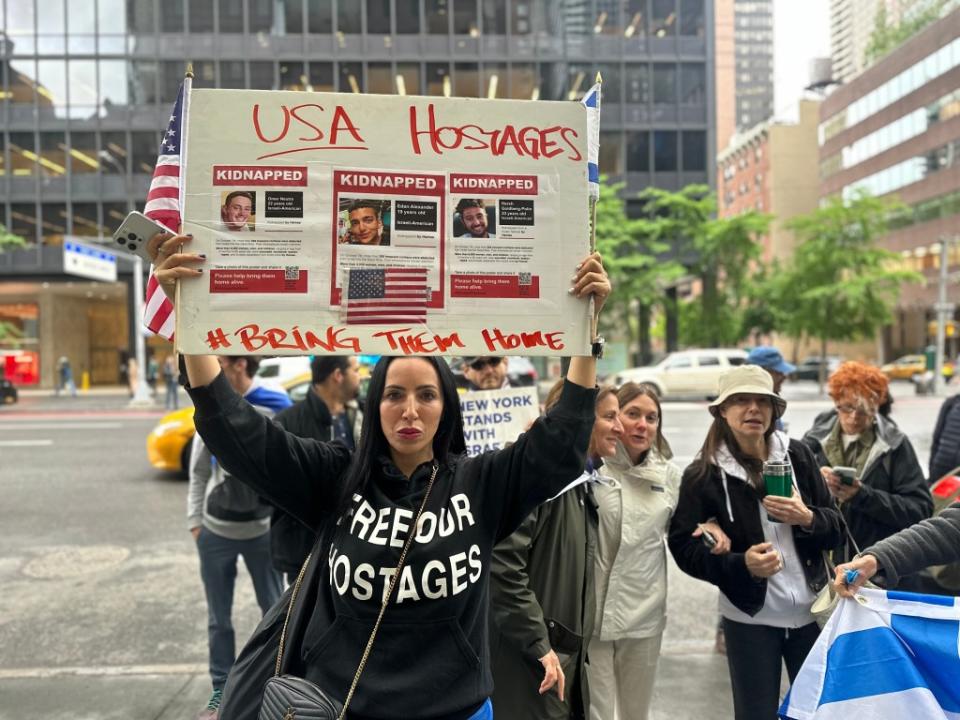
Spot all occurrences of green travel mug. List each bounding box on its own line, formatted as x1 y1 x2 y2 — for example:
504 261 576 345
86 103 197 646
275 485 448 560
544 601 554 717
763 461 792 522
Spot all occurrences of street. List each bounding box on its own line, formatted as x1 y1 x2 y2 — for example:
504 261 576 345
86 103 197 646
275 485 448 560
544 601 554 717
0 380 943 719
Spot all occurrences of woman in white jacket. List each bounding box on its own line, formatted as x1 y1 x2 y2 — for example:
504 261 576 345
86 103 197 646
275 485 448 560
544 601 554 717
588 383 728 720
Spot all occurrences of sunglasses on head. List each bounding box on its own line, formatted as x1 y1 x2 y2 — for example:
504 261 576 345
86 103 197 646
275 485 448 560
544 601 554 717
469 357 503 371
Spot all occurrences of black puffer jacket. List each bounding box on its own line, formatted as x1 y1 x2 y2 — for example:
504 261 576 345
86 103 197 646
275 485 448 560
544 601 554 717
802 409 933 559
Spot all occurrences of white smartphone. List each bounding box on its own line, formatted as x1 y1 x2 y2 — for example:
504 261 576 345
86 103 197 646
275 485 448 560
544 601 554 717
111 211 171 264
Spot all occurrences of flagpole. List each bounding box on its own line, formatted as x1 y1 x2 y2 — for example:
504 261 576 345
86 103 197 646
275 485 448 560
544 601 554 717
589 72 602 343
173 64 194 350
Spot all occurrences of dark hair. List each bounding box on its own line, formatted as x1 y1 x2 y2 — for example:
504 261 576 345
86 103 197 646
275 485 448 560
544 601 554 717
616 382 668 456
455 198 484 214
334 356 466 516
224 190 253 207
312 356 350 385
689 400 776 491
347 199 381 218
225 355 259 378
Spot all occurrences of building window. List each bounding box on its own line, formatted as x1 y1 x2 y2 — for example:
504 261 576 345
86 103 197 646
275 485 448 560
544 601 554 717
627 131 650 172
367 0 391 34
651 0 677 37
653 63 677 104
682 131 706 171
219 0 245 33
654 130 678 172
426 0 450 33
308 0 333 33
396 0 421 33
679 0 705 36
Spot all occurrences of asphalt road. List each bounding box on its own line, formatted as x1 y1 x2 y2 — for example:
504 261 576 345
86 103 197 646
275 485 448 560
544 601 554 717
0 380 944 719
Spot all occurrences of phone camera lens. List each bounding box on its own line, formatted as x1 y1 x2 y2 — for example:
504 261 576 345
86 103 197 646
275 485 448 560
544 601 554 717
128 243 137 250
116 237 124 244
127 232 137 241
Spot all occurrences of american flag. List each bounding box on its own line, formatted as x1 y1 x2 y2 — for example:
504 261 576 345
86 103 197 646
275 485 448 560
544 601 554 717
142 77 190 340
345 268 429 325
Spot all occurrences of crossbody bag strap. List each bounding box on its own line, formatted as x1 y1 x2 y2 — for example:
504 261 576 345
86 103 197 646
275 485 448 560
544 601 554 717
274 463 440 712
338 463 439 718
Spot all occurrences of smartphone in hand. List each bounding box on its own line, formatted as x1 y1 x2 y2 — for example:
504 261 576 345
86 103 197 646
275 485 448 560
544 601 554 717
833 466 857 486
112 211 170 264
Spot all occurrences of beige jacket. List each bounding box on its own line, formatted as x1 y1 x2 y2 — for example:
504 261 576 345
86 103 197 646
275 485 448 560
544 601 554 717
593 442 681 640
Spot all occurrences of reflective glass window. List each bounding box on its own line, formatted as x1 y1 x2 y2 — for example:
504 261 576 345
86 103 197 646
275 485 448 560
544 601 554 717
427 62 451 95
482 63 505 99
566 63 591 101
248 0 274 32
338 2 362 33
6 0 36 38
160 0 185 31
679 0 704 36
654 130 677 171
250 61 274 89
339 62 363 93
100 131 129 175
396 0 420 33
131 131 158 174
279 0 305 33
219 0 244 32
280 61 307 90
10 203 40 245
37 0 66 34
37 59 68 117
395 62 420 95
9 132 38 176
100 60 130 113
309 63 334 91
593 0 622 36
599 131 624 175
43 203 68 244
453 0 477 35
426 0 449 33
160 61 186 102
70 202 99 238
624 0 647 37
625 64 650 104
653 63 676 104
651 0 676 37
509 63 537 100
104 202 130 232
189 0 214 32
68 131 99 175
220 61 245 89
682 130 706 171
483 0 507 34
367 0 391 33
368 63 393 94
129 61 160 105
627 131 649 172
9 59 38 105
454 63 479 97
679 63 705 105
308 0 333 32
596 64 621 103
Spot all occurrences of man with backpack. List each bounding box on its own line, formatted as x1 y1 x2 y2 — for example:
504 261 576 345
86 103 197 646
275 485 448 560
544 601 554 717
187 355 292 720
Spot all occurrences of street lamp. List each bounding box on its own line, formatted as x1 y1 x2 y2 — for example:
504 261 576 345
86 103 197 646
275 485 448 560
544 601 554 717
99 150 154 407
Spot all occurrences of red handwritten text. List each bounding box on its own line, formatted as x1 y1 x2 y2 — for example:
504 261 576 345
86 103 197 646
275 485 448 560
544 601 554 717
372 329 466 355
220 324 361 353
252 104 368 160
481 328 564 352
409 104 582 161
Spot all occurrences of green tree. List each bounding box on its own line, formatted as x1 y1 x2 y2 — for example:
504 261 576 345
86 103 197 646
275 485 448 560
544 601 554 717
782 192 923 389
865 0 945 65
631 185 771 347
0 223 26 252
593 177 684 364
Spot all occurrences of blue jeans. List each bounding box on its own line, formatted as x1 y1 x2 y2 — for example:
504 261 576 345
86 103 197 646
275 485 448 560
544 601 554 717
197 527 283 689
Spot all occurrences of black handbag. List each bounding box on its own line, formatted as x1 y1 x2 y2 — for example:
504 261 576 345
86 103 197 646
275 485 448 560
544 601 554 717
257 464 439 720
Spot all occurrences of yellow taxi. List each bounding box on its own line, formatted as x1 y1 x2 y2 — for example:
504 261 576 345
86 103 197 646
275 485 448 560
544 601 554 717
146 371 313 475
881 354 927 380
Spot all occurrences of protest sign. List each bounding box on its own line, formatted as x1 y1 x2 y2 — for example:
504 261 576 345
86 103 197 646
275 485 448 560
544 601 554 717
174 90 593 356
460 387 540 456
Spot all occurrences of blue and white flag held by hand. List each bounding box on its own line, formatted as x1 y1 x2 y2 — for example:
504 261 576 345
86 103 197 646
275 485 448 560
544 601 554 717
780 588 960 719
581 81 601 201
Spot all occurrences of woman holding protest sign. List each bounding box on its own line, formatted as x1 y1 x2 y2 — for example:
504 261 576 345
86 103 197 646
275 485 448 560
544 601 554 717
148 230 610 720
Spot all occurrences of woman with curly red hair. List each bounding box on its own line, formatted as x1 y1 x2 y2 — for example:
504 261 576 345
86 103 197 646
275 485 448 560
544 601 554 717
802 361 932 589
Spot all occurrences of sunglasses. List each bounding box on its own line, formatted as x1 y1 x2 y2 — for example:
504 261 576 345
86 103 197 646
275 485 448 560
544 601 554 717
468 357 503 371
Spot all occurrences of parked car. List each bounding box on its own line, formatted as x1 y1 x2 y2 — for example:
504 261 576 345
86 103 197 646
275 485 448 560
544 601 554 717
881 354 953 380
791 356 842 381
0 376 17 404
613 349 748 399
146 371 312 475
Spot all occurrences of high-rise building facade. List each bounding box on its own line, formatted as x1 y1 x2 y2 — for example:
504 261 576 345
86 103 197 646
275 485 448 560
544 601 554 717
820 5 960 357
0 0 717 387
733 0 772 130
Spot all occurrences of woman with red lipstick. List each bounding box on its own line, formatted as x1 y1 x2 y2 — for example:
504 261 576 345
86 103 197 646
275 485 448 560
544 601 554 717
667 366 842 720
148 230 610 720
587 382 728 720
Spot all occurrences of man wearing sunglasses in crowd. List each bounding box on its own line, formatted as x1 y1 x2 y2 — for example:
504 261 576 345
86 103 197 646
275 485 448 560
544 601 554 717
462 356 511 391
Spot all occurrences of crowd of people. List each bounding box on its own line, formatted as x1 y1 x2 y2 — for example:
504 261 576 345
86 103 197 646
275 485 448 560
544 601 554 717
147 229 960 720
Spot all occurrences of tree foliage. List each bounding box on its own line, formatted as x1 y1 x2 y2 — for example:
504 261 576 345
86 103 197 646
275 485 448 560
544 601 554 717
865 0 945 65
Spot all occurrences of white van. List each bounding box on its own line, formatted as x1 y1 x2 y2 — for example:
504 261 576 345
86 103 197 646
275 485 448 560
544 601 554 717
255 356 312 385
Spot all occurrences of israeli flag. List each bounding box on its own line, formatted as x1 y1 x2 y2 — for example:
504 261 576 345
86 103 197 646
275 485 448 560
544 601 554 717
581 82 601 201
780 588 960 719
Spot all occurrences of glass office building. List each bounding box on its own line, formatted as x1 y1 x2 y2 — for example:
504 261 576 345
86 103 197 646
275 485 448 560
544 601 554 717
0 0 716 386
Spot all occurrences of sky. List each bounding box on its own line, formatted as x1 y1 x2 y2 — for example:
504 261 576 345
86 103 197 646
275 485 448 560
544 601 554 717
772 0 832 121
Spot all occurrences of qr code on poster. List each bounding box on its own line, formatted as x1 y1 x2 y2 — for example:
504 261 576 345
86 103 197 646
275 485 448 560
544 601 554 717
519 273 532 286
284 266 299 280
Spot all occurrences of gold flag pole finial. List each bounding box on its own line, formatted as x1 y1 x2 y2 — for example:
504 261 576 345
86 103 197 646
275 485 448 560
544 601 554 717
185 63 195 79
595 72 602 84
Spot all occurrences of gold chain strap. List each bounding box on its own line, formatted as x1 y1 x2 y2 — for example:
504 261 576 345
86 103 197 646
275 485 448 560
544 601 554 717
338 463 439 719
272 464 441 718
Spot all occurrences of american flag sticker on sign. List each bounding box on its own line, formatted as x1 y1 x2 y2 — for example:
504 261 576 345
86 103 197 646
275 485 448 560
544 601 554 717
344 268 429 325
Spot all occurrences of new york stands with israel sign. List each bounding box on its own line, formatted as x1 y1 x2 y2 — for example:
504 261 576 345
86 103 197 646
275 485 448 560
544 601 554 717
172 89 595 356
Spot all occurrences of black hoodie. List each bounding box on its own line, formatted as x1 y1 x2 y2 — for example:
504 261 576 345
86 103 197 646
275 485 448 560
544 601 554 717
188 372 595 720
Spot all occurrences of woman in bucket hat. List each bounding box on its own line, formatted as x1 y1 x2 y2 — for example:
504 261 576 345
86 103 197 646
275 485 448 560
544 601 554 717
667 365 842 720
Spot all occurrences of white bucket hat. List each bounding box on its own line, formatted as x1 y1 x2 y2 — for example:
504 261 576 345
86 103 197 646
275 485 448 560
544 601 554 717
708 365 787 418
